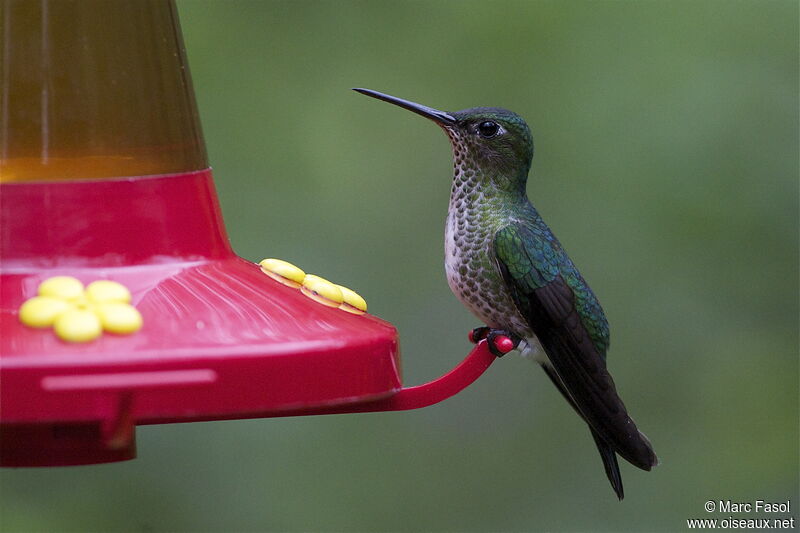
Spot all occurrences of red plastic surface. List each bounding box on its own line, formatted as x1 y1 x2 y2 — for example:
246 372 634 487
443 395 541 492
274 340 498 417
0 170 498 466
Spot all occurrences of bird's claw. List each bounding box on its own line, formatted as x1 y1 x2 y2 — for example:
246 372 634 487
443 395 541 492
469 327 520 357
487 330 521 357
468 327 491 344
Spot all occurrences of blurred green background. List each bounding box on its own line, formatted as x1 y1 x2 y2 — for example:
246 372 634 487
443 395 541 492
2 0 798 531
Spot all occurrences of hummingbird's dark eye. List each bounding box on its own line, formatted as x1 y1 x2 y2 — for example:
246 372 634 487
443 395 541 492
477 121 500 138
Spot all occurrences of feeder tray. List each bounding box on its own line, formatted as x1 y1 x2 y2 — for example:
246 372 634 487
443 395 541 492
0 169 498 466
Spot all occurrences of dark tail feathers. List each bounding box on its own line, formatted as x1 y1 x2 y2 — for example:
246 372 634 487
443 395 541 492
540 363 657 499
592 430 624 500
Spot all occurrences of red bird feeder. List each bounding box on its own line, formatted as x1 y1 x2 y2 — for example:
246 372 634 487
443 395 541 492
0 0 502 467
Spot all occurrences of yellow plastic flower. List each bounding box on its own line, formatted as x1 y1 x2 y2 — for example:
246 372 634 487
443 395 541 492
259 258 367 314
301 274 344 308
259 258 305 288
19 276 142 342
337 285 367 314
38 276 84 301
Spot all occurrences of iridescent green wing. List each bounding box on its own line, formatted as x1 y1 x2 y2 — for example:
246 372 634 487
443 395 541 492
493 223 656 471
492 223 609 352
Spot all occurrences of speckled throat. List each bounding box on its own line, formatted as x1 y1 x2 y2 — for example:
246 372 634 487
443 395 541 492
442 130 536 340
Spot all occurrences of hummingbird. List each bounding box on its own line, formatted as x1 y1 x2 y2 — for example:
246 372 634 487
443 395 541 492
354 88 657 499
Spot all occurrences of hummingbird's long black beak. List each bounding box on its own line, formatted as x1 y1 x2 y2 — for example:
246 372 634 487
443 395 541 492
353 88 456 126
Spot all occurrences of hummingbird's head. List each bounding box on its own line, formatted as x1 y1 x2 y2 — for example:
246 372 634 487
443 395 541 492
354 89 534 188
446 107 534 178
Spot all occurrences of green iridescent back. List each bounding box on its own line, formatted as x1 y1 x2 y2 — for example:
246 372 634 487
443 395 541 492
491 193 610 355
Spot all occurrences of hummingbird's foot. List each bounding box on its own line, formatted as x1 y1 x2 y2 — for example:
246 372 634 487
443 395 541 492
469 327 520 356
486 330 521 357
468 327 491 344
